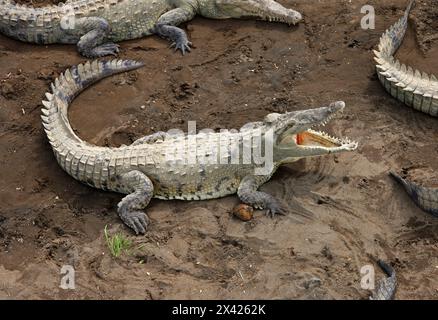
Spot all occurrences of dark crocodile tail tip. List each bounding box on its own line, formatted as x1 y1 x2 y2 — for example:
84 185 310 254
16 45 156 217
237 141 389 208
377 259 394 277
389 170 404 183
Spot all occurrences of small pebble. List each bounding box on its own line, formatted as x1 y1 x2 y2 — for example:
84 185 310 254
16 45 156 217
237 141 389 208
232 204 254 221
303 277 322 290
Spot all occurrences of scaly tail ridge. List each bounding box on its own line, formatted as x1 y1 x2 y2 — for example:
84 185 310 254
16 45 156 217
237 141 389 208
373 0 438 116
371 260 396 300
390 171 438 217
41 59 144 176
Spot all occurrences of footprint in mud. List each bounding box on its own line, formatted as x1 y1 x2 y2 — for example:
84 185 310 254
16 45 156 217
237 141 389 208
396 221 438 243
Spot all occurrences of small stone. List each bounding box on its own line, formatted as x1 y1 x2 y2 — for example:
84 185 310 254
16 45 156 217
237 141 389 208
321 245 333 260
232 204 254 221
140 105 145 110
303 277 322 290
1 81 16 99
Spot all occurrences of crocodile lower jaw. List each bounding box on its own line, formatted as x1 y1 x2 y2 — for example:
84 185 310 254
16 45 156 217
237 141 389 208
278 127 358 153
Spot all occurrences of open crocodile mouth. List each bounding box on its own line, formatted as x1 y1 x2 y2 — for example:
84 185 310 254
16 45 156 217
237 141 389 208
277 109 358 152
295 129 355 149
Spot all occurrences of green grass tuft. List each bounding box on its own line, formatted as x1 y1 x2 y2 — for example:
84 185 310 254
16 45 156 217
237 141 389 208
104 225 132 258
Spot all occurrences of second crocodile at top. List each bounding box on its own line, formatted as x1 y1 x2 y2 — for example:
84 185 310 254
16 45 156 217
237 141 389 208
0 0 303 57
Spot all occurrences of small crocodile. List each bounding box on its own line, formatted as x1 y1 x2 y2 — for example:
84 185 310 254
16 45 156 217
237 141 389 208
370 260 397 300
41 59 358 234
374 0 438 116
0 0 302 57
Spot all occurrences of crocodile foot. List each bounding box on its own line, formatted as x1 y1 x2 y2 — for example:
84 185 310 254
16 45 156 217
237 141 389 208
85 43 120 58
153 24 192 55
238 175 288 218
170 39 192 55
264 197 288 218
116 170 154 235
75 17 120 58
119 210 150 235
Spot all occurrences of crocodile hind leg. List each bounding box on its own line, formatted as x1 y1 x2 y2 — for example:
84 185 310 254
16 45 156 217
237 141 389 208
72 17 120 58
237 175 288 217
153 7 196 54
131 132 168 146
116 171 154 235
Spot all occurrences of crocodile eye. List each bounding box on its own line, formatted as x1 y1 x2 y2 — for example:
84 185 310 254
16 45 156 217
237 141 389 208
264 113 281 124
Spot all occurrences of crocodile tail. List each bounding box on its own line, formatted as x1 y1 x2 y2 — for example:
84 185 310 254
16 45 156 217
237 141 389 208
377 259 395 277
371 260 397 300
41 59 144 165
0 0 65 43
390 171 438 217
377 0 414 57
374 0 438 116
389 171 412 192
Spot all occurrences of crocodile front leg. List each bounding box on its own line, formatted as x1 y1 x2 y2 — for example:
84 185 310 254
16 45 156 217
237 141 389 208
73 17 120 58
153 7 196 54
116 170 154 235
237 175 288 217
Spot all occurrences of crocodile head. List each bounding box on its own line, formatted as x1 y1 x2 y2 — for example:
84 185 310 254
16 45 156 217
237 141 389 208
201 0 303 25
266 101 358 163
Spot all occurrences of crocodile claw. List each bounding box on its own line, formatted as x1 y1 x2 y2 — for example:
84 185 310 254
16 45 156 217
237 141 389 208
170 40 192 55
265 198 288 218
87 43 120 58
121 211 150 235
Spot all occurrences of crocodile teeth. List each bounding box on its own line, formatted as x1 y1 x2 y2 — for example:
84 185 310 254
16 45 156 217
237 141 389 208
307 129 354 147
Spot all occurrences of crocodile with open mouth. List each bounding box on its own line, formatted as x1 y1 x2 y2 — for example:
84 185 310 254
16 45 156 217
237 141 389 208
0 0 302 57
41 59 358 234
